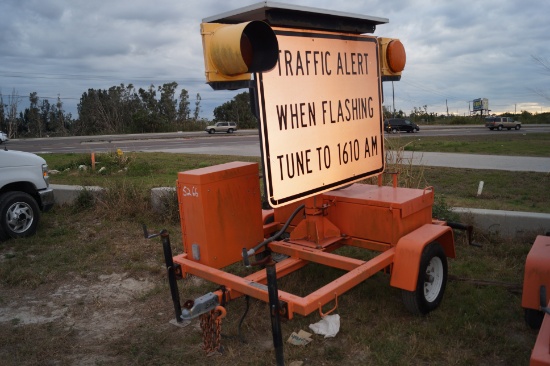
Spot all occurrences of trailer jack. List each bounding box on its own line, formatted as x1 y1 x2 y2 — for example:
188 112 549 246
143 225 183 323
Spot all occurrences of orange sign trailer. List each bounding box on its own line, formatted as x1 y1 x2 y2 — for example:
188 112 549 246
523 235 550 365
174 162 455 317
158 3 457 362
169 161 456 356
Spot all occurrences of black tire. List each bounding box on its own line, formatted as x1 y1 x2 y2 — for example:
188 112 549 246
401 242 448 315
525 308 544 330
227 128 234 133
392 128 398 134
0 191 41 240
498 125 503 131
515 125 521 130
208 129 215 134
489 127 494 130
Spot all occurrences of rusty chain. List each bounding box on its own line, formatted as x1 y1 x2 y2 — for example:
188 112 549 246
199 306 225 354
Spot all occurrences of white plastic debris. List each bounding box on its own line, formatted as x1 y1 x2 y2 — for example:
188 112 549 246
308 314 340 338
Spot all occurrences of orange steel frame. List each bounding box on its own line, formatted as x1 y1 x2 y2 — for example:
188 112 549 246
174 162 455 320
174 239 395 319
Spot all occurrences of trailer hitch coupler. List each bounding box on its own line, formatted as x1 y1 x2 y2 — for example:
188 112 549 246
181 292 220 321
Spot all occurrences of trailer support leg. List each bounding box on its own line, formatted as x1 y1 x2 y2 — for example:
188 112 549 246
266 260 285 366
161 230 183 323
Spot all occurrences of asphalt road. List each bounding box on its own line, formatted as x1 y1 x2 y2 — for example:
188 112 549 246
2 125 549 172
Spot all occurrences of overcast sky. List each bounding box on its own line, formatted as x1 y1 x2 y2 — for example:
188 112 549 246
1 0 549 120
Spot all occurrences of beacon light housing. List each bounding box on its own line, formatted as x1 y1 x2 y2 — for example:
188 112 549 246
378 38 406 81
201 21 279 90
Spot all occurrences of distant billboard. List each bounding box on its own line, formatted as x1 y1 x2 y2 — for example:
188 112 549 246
473 98 489 112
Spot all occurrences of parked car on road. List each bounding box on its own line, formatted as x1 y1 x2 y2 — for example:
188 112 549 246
484 117 521 131
205 122 238 134
0 131 8 143
384 118 420 133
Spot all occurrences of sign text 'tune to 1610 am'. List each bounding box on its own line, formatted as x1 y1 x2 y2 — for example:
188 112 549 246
256 29 385 207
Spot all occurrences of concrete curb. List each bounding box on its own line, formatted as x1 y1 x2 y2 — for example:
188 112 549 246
50 184 550 238
50 184 105 205
452 207 550 238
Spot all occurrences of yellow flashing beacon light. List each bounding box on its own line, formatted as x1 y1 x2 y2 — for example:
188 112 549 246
201 21 279 90
378 38 406 81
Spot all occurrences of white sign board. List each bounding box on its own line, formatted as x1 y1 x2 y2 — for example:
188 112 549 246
256 29 384 208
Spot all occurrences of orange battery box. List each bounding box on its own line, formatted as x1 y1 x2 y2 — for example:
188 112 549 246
177 162 264 269
322 184 434 245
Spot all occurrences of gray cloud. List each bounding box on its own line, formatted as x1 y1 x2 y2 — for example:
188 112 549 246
1 0 549 118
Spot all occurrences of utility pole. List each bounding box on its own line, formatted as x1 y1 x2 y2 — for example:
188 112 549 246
392 81 395 117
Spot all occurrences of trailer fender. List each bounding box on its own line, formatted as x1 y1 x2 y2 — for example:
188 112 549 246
390 224 455 291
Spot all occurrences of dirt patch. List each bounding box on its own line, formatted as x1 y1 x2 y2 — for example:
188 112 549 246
0 272 157 365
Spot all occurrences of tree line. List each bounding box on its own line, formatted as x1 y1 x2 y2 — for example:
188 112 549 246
0 82 208 138
0 81 260 138
2 82 548 138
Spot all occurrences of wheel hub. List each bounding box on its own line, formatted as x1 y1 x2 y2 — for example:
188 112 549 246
7 202 34 233
423 257 444 302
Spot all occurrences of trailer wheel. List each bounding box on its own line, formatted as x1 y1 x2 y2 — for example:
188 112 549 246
401 242 447 315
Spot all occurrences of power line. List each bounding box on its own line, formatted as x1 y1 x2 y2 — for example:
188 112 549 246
0 71 204 83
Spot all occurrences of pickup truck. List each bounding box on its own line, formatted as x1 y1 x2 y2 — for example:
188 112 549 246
484 116 522 131
0 149 54 240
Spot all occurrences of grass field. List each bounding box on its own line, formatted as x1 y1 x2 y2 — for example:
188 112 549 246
42 133 550 213
0 202 539 365
0 132 548 365
396 132 550 157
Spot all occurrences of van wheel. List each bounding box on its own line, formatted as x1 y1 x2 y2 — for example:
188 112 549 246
401 243 448 315
392 128 398 133
209 129 215 134
228 129 234 133
0 191 41 240
515 125 521 130
497 125 503 131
